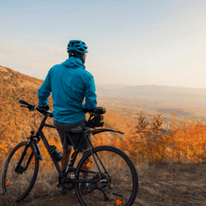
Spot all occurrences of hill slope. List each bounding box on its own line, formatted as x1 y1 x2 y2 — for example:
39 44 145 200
0 65 136 163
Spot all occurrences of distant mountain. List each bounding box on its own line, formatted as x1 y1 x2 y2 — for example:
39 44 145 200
96 86 115 96
96 83 131 90
3 64 205 105
96 84 206 105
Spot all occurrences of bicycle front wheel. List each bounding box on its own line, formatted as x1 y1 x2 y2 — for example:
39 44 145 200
2 141 39 202
75 146 138 206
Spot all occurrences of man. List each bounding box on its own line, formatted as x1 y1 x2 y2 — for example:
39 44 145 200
38 40 97 194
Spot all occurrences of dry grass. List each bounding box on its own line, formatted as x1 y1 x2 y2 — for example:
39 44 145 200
0 163 80 206
135 161 206 206
1 161 206 206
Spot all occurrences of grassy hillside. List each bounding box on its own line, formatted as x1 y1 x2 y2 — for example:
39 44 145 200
0 66 134 164
0 66 43 161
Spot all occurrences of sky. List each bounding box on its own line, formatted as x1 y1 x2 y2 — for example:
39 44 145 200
0 0 206 88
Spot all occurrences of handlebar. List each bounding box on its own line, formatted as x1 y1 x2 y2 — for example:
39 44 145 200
18 99 53 117
18 99 30 105
18 99 106 127
19 99 106 115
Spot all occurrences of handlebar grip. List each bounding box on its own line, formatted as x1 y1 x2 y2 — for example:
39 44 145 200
83 108 92 113
18 99 29 105
83 107 106 114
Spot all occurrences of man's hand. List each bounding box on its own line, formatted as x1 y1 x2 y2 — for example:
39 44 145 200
83 108 89 113
39 105 50 110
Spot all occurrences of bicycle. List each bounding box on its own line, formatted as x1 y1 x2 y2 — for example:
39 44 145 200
2 99 138 206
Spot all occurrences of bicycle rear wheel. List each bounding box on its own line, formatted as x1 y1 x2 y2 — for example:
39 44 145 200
2 141 39 202
75 146 138 206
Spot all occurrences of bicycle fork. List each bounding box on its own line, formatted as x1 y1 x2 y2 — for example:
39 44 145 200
14 141 34 174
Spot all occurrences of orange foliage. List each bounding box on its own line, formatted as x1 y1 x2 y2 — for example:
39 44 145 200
112 112 206 163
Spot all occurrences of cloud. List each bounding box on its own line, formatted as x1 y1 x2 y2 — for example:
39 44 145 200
0 39 21 45
31 43 65 54
0 39 66 79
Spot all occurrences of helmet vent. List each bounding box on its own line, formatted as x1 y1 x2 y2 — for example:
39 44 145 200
67 40 88 54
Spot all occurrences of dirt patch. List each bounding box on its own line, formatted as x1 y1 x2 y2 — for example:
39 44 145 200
18 79 41 89
135 162 206 206
1 162 206 206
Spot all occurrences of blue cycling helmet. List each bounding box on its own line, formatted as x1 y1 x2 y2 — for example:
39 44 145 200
67 40 88 54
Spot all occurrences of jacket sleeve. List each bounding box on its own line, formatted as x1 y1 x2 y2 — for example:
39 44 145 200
38 71 51 107
83 76 97 110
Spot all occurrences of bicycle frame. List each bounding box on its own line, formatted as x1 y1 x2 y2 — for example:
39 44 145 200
16 111 124 184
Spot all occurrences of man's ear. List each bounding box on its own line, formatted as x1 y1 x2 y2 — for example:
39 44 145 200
82 53 86 63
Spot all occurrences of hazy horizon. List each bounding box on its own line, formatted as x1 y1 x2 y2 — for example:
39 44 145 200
2 64 206 90
2 64 206 91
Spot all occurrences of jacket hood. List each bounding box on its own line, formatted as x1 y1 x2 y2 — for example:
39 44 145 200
62 57 85 69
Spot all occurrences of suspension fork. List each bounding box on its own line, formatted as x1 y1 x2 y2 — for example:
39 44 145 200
23 152 34 171
14 141 31 173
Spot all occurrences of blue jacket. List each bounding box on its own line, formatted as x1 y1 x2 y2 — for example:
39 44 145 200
38 57 97 123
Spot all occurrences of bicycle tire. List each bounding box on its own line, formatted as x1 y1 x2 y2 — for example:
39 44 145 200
75 146 138 206
2 141 39 202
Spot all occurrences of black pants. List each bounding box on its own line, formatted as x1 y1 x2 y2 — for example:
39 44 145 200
53 119 90 152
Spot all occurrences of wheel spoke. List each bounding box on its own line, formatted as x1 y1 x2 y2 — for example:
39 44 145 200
103 188 123 197
2 142 39 201
84 193 105 201
76 146 138 206
109 166 131 179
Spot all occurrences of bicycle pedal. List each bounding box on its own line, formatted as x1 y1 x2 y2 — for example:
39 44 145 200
57 183 62 188
65 183 75 191
59 186 67 195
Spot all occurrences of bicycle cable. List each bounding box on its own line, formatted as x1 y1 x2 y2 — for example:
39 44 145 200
29 111 43 131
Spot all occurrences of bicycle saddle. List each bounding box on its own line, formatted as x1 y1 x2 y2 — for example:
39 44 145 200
92 107 106 114
83 107 106 114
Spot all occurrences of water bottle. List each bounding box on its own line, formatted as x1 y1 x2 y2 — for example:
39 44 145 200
49 145 63 162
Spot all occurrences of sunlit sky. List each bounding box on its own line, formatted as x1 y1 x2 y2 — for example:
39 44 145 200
0 0 206 88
